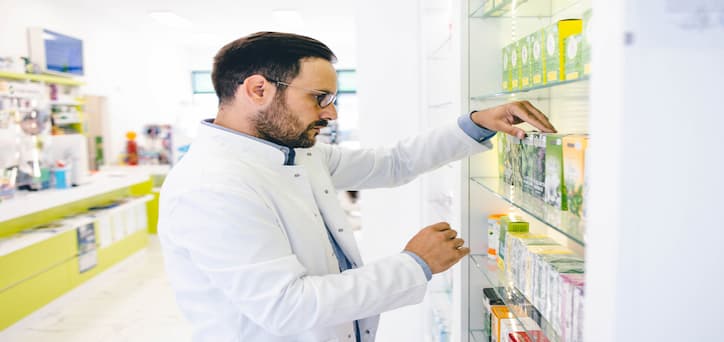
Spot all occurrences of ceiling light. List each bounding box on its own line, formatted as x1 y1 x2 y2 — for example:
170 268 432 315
149 11 192 29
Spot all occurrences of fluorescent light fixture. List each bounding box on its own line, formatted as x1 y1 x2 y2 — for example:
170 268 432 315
272 10 304 29
149 11 192 29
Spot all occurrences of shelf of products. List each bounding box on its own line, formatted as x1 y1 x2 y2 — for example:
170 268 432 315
471 177 584 245
470 254 561 342
470 77 589 102
0 71 84 86
469 0 585 19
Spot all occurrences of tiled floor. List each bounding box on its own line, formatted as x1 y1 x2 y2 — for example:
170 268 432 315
0 236 192 342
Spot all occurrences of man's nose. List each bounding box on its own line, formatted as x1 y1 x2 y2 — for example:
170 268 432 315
320 103 337 121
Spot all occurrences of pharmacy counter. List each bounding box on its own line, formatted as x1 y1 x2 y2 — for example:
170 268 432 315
0 168 157 330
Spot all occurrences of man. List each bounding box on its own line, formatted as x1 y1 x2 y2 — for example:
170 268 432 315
158 31 555 342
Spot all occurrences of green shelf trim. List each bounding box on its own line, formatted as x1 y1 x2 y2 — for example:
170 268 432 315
0 71 84 86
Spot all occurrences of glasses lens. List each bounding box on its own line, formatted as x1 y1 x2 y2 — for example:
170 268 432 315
318 94 335 108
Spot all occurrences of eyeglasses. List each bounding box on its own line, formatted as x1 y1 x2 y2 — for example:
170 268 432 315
268 79 337 108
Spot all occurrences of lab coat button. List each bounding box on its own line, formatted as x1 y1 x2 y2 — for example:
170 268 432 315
324 189 329 194
337 228 344 232
294 173 300 177
365 329 371 334
348 334 352 339
307 152 312 156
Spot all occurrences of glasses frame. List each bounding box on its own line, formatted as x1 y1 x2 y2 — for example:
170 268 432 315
267 79 337 108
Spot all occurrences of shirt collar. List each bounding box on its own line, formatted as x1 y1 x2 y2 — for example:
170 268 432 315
201 119 296 165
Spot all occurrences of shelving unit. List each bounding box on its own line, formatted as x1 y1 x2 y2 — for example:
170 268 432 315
0 71 84 86
460 0 590 341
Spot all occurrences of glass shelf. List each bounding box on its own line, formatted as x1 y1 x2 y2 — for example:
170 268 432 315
470 329 488 342
470 0 584 19
470 177 584 246
470 254 560 342
470 77 589 103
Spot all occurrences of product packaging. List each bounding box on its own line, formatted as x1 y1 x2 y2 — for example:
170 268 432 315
559 274 585 341
484 288 505 341
488 214 507 260
511 41 521 90
520 35 533 89
503 45 512 91
509 330 551 342
571 284 585 342
491 306 515 342
546 261 585 326
562 135 588 217
510 136 523 188
497 214 529 270
582 9 593 76
544 134 568 210
500 316 540 342
544 19 582 84
498 133 507 179
530 29 545 86
521 132 546 199
564 34 583 80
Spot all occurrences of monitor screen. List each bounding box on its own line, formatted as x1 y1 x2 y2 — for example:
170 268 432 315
42 29 84 76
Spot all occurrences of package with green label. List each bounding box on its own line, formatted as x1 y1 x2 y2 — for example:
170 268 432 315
530 29 545 86
510 136 523 188
582 9 593 76
497 131 507 179
562 135 588 217
520 35 533 89
544 134 567 210
497 214 529 270
502 44 512 91
564 34 583 80
510 41 521 90
521 132 546 199
544 19 582 84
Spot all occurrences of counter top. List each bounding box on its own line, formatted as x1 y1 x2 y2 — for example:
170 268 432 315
0 169 152 223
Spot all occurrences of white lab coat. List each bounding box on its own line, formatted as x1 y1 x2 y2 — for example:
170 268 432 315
158 120 490 342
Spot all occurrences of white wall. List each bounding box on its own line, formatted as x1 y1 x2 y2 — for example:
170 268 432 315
355 1 425 341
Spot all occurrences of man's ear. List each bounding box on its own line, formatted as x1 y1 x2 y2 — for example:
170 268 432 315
237 75 274 106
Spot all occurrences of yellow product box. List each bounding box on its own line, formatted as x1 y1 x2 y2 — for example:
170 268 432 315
497 214 529 270
562 135 588 217
520 35 533 89
491 306 514 342
502 44 512 91
564 34 583 80
582 9 593 75
544 19 582 84
530 29 545 86
510 41 521 90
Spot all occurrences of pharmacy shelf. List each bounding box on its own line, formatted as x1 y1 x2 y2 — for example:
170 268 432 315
470 77 589 103
0 71 84 86
470 0 584 19
470 177 584 246
470 254 559 342
470 329 488 342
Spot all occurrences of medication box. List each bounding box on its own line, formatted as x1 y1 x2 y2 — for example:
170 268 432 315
511 41 521 90
562 135 588 217
503 45 512 91
520 35 533 89
544 19 582 84
521 132 546 199
582 9 593 76
544 134 567 210
564 34 583 80
530 30 545 86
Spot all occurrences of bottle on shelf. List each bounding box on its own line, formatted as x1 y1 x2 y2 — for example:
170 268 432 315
125 131 138 166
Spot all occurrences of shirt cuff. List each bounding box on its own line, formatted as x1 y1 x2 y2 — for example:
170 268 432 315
457 112 497 143
402 251 432 281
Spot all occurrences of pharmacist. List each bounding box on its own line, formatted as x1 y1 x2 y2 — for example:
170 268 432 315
157 31 556 342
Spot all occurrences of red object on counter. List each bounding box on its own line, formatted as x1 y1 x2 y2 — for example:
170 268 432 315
508 331 550 342
125 131 138 165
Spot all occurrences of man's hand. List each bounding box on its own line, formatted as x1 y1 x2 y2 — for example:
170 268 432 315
471 101 556 139
404 222 469 274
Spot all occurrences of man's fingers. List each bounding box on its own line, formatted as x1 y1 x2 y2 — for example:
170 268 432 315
431 222 451 231
500 124 526 139
521 101 556 133
457 247 471 257
445 229 458 240
508 102 549 133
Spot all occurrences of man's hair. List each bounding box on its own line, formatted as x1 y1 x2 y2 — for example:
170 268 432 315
212 31 337 105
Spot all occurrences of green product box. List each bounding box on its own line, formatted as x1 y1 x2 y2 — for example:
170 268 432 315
544 134 567 210
564 34 583 80
582 9 593 76
521 132 546 199
530 29 545 86
497 214 529 270
562 135 588 217
544 19 582 84
497 133 507 179
510 41 521 90
510 136 523 188
502 45 512 91
520 35 533 89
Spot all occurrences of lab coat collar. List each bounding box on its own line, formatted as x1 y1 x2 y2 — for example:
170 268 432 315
197 119 294 167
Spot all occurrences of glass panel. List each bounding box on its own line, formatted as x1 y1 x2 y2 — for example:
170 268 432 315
470 0 585 19
470 254 560 342
470 329 489 342
470 77 589 102
471 177 585 245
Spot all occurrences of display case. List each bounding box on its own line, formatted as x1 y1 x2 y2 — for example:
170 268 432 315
461 0 591 341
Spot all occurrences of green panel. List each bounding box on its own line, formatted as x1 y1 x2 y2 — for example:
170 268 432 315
0 229 77 291
70 230 148 286
0 259 74 330
146 191 160 234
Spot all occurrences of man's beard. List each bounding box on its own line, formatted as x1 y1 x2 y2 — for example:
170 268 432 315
253 94 328 148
